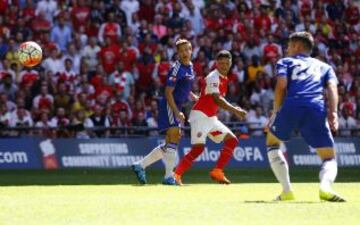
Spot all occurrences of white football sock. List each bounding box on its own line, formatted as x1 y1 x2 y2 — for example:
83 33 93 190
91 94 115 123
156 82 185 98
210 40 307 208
319 158 337 192
163 143 178 179
268 148 292 193
137 145 164 169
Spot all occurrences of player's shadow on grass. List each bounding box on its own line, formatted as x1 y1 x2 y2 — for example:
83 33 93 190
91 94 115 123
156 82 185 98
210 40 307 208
244 200 320 204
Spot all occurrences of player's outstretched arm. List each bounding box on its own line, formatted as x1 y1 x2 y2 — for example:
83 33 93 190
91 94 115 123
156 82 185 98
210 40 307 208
165 86 185 122
327 81 339 132
212 93 247 120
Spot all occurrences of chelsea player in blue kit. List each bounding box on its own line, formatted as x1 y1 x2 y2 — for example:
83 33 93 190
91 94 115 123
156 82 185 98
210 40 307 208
132 39 197 185
267 32 345 202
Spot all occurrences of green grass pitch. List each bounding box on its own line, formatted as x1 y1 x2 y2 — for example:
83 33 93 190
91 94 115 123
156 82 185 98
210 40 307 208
0 168 359 225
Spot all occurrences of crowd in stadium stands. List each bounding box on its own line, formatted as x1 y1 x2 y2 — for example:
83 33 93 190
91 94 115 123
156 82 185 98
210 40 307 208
0 0 359 138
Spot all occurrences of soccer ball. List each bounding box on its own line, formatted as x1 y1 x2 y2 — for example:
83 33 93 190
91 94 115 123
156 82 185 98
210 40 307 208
17 41 43 67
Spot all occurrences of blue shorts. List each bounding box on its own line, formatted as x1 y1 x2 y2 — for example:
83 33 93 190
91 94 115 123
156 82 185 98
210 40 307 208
269 104 334 148
157 99 181 133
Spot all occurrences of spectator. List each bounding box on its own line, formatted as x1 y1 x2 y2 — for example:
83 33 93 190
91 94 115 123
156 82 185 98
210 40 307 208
4 39 19 67
346 0 359 26
9 107 33 136
326 1 345 21
42 48 63 76
120 0 139 27
50 107 70 128
254 5 272 33
117 40 140 73
339 107 357 137
0 73 18 101
152 51 171 89
184 1 204 35
84 104 110 137
247 106 267 136
18 67 39 89
81 37 101 72
131 111 147 135
98 12 121 44
261 34 282 63
50 15 72 52
109 62 135 100
243 38 262 60
71 93 88 114
71 0 91 31
98 37 120 74
57 58 77 91
31 10 51 39
23 0 36 26
0 92 16 111
36 0 58 25
0 104 11 128
152 15 167 40
138 0 155 24
70 109 89 139
32 85 54 112
63 43 81 74
54 82 72 112
246 55 264 84
34 112 54 137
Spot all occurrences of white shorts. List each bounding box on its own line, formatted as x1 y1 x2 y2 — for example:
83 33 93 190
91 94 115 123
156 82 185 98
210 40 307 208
189 110 233 144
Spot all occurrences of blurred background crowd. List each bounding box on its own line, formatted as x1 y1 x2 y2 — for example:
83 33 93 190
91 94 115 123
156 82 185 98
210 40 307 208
0 0 359 138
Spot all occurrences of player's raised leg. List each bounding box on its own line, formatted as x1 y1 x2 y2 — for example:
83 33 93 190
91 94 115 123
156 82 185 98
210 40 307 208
131 144 164 184
266 131 294 201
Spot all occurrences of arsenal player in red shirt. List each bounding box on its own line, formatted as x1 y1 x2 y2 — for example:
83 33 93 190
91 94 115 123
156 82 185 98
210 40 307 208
174 50 247 185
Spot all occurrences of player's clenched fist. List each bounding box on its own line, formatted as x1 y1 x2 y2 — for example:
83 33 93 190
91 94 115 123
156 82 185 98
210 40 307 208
175 111 186 122
328 111 339 132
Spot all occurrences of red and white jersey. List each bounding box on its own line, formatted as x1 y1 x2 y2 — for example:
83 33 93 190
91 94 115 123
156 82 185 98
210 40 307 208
33 94 54 110
98 22 121 43
57 69 77 83
263 43 281 61
192 69 228 117
19 70 39 86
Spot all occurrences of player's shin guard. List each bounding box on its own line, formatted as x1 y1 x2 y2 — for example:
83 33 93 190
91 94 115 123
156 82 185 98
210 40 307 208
267 146 292 193
137 144 164 169
215 138 238 169
175 145 204 176
319 158 337 192
163 143 178 178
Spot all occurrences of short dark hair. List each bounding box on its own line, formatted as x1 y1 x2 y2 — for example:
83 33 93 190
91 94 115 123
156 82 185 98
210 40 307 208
216 50 232 60
289 31 314 52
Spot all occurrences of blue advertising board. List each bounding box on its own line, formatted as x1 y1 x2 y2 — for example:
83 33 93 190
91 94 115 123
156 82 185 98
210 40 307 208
50 138 154 169
285 137 360 167
41 137 268 169
0 137 359 169
0 138 43 169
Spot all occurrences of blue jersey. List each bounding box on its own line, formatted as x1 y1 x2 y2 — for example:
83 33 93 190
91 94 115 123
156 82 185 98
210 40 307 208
162 60 195 106
157 61 195 132
276 54 338 110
